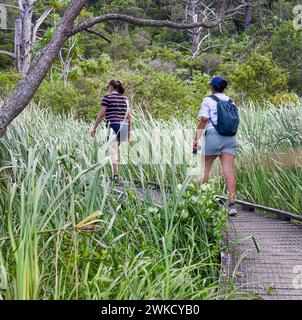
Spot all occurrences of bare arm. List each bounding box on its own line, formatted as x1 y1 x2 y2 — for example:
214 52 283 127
91 106 107 137
194 117 208 142
193 117 208 153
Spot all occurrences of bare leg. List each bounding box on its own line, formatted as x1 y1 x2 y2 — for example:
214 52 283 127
110 141 121 176
199 155 217 187
220 152 236 203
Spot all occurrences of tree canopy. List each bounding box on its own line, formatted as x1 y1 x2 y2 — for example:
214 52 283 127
0 0 301 135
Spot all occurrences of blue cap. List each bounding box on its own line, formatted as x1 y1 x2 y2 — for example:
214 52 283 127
209 76 228 89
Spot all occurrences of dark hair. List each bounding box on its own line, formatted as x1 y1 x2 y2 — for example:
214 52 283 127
108 80 125 95
212 80 228 93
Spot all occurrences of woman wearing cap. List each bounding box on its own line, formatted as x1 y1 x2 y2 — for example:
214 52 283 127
91 80 131 183
193 76 238 216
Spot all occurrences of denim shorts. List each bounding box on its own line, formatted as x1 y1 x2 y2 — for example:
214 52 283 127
107 124 129 142
204 128 237 156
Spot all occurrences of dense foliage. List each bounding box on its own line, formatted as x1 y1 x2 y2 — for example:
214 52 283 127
0 105 239 300
1 0 301 301
0 0 301 120
1 96 301 299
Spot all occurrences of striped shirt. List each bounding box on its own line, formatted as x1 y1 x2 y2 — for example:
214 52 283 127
101 92 129 126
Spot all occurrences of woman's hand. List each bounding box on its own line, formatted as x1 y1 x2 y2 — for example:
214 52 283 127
193 138 199 155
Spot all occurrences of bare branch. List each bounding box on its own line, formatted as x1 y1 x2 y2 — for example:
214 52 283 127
18 0 23 12
0 50 16 59
70 2 252 36
32 7 53 43
0 4 20 10
84 28 111 43
192 33 211 59
33 7 52 31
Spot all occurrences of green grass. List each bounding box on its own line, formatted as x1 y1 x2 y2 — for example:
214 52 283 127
232 100 302 214
0 105 240 300
0 98 301 300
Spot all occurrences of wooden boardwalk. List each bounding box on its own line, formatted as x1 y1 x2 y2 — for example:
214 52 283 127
222 208 302 300
114 184 302 300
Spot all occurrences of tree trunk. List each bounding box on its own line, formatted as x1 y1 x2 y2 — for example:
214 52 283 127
0 2 52 76
191 0 197 53
244 0 253 30
192 27 202 57
20 1 34 76
186 0 202 58
0 0 87 137
14 18 22 72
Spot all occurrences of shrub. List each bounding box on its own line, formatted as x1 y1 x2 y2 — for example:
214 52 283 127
226 52 289 103
264 21 302 94
98 53 112 73
104 34 138 64
143 45 184 67
34 80 80 114
194 53 222 76
190 73 211 99
0 70 21 100
72 77 101 120
269 92 299 106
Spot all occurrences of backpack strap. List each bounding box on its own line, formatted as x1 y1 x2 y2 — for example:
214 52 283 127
208 95 221 103
209 117 215 127
204 95 217 131
208 95 234 104
207 95 220 130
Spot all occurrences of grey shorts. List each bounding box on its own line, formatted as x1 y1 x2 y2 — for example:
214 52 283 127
204 128 237 156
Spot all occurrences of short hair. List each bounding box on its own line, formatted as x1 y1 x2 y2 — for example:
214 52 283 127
212 85 225 93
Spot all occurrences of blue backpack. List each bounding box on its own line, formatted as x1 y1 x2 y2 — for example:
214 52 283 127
208 95 239 136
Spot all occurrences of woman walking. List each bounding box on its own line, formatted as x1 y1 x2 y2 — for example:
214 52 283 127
193 76 239 216
91 80 131 182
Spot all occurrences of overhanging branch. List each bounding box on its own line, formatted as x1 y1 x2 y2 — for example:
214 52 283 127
70 2 252 37
84 29 111 43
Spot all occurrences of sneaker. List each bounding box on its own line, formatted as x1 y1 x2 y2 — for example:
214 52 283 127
228 203 237 217
111 175 119 184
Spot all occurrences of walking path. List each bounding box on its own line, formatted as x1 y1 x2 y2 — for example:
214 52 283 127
222 208 302 300
114 183 302 300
